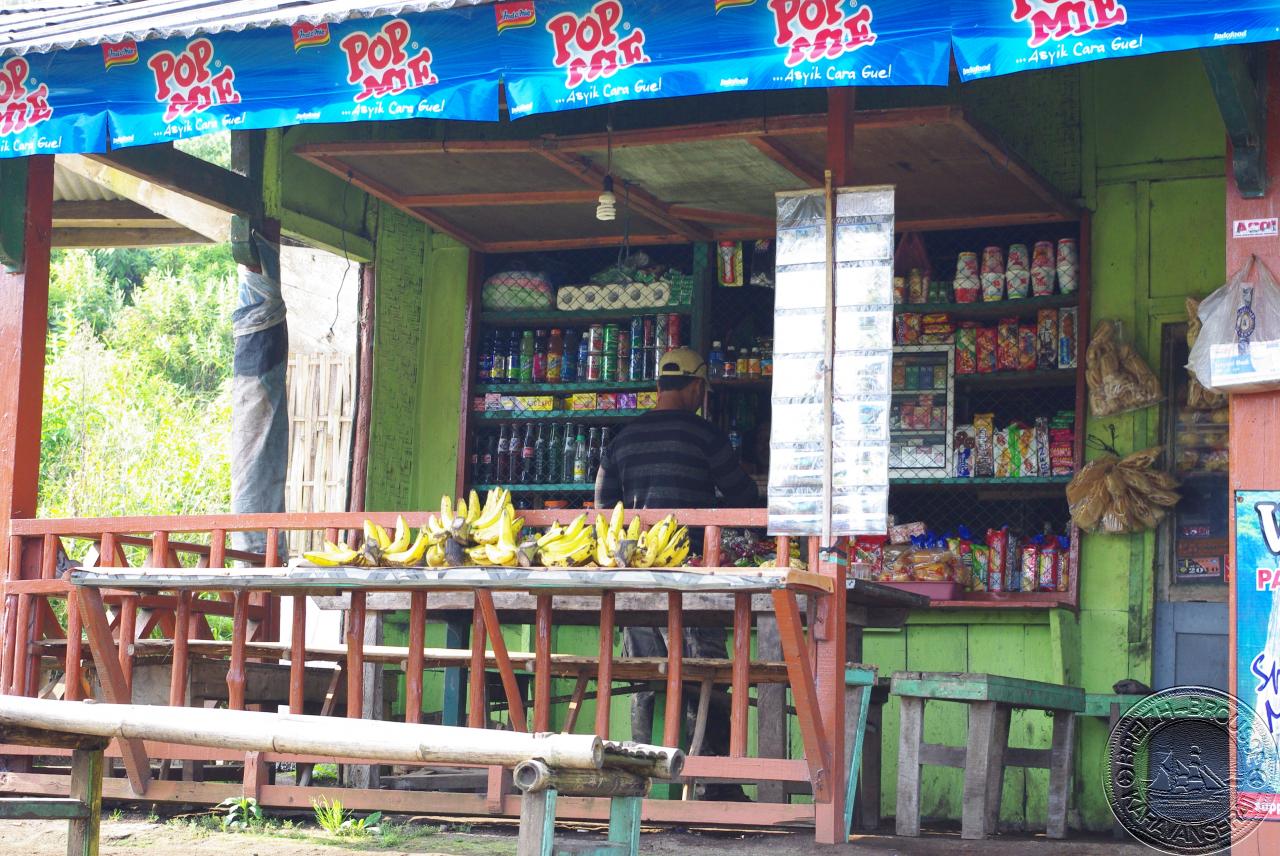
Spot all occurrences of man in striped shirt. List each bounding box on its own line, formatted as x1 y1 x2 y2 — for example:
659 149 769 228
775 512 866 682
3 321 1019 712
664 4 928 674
595 348 759 798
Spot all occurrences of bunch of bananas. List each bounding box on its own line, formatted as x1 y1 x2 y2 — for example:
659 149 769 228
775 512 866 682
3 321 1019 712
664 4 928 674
303 514 431 568
531 503 690 569
427 489 525 567
630 513 690 568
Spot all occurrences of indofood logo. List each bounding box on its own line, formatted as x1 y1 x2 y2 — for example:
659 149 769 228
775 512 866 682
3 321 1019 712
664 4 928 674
767 0 877 68
495 1 536 33
339 19 438 103
148 39 242 123
0 56 53 136
547 0 649 89
101 39 139 70
1012 0 1128 49
291 22 331 51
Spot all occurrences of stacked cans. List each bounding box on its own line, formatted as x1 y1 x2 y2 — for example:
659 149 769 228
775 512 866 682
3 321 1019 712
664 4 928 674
588 314 682 382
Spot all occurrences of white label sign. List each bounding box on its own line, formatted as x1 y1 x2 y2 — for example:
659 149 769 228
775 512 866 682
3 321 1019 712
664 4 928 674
1233 218 1279 238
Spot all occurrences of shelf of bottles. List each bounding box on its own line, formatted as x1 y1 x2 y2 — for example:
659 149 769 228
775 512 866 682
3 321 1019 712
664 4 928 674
468 308 695 502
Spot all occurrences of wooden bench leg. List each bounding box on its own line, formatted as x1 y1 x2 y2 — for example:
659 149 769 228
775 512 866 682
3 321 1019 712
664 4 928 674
1047 710 1076 839
962 701 1010 840
517 787 556 856
858 698 883 831
607 795 642 856
843 669 875 835
894 696 924 837
68 746 103 856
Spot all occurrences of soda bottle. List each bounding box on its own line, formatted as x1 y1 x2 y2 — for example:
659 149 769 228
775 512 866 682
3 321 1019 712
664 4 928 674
478 332 493 383
761 340 773 378
506 423 522 483
547 328 564 383
708 340 724 378
470 436 480 482
507 332 521 385
724 345 738 379
519 330 535 384
548 424 564 483
576 335 590 380
562 329 579 382
598 428 612 478
562 423 578 485
520 423 536 483
736 345 750 378
586 427 601 482
481 432 496 484
573 427 588 484
532 329 548 383
495 425 511 483
534 424 548 483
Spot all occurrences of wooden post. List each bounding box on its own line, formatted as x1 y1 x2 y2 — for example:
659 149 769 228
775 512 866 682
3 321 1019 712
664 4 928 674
289 594 306 714
1227 41 1280 856
67 746 103 856
468 601 487 728
534 595 553 733
405 591 426 724
812 546 848 844
595 592 615 739
1046 710 1076 839
64 589 84 702
516 787 556 856
227 592 249 710
607 795 643 856
895 696 924 837
169 591 191 708
662 592 684 749
756 535 791 802
961 701 1010 840
730 593 751 758
346 591 366 719
477 590 528 731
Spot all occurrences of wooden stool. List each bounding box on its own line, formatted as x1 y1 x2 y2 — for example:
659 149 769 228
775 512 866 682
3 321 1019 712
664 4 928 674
1080 693 1145 839
0 732 106 856
892 671 1084 840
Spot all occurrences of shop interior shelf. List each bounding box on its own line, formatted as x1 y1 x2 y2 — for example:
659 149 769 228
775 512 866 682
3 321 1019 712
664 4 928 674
890 476 1072 486
954 368 1078 389
478 380 652 394
475 409 645 421
709 378 771 390
894 293 1077 321
929 591 1076 609
472 483 593 492
479 304 693 327
893 387 947 395
891 429 947 436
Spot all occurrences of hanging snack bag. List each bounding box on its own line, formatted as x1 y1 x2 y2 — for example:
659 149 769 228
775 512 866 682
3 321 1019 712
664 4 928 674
1005 424 1022 476
1058 306 1078 369
1006 532 1023 591
1019 325 1038 371
971 544 991 591
1086 319 1162 417
1056 535 1071 592
986 528 1008 592
1039 538 1059 591
974 413 996 477
1021 540 1040 593
1057 239 1079 294
1018 424 1037 477
954 424 976 477
1035 417 1052 477
994 429 1011 478
1037 309 1059 370
976 327 998 373
956 325 978 374
997 318 1020 371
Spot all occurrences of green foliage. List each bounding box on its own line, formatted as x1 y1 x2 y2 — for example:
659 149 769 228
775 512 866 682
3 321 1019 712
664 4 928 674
39 247 235 523
311 796 380 838
217 796 264 831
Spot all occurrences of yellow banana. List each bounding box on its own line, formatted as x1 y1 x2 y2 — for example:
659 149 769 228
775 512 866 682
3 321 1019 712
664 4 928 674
386 528 430 566
425 543 446 567
608 502 625 541
385 515 410 553
626 517 642 542
467 490 481 524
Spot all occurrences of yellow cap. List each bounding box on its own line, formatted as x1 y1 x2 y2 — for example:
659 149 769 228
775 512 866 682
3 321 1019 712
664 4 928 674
656 347 708 380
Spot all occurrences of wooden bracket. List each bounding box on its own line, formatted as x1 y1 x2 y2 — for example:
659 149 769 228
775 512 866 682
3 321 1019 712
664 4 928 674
1203 45 1269 198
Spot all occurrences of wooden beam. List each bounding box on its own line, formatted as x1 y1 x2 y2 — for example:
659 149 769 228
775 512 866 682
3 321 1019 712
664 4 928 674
51 227 211 248
402 190 599 207
83 146 254 216
535 149 711 242
1202 45 1269 198
51 200 180 228
949 111 1079 220
667 206 776 229
482 234 690 254
827 89 857 186
750 137 823 187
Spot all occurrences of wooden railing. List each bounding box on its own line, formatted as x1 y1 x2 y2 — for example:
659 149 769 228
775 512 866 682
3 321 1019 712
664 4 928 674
0 510 850 841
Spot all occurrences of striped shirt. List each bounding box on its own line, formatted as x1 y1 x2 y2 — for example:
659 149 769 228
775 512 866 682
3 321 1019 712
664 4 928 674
594 409 760 509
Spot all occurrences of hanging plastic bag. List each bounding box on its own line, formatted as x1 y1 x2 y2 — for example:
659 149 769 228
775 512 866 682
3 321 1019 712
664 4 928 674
1188 254 1280 393
1066 445 1180 534
1086 319 1161 417
1185 296 1227 410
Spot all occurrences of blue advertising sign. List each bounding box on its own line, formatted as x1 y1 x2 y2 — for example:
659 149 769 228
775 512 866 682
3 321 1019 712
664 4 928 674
953 0 1280 81
104 8 501 149
1235 491 1280 818
0 45 109 156
496 0 950 119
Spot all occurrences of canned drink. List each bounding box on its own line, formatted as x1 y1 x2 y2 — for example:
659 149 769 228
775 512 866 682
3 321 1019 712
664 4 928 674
617 330 631 369
630 316 645 347
642 316 656 348
654 315 668 358
587 324 605 354
602 324 618 354
666 313 681 348
586 353 603 381
602 353 618 381
630 346 647 381
640 347 654 380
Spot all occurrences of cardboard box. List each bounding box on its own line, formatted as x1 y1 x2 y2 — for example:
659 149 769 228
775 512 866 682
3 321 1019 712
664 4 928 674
513 395 556 412
568 393 598 411
485 393 504 412
617 392 638 410
1210 340 1280 392
596 393 618 410
637 391 658 409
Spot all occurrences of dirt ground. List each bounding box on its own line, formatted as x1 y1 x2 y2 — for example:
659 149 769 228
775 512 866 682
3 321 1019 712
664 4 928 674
0 817 1163 855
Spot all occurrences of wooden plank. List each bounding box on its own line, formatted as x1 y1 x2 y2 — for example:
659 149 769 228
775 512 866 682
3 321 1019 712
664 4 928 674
894 695 923 837
477 590 528 732
402 190 598 207
679 756 810 781
516 787 556 856
662 592 683 749
961 701 1010 840
0 797 88 819
51 227 210 248
82 148 253 216
70 746 104 856
890 671 1084 712
730 593 750 758
346 591 366 719
595 593 615 739
533 595 553 733
1046 711 1076 839
75 587 150 795
563 673 590 734
749 137 822 187
770 590 829 801
754 612 786 803
227 592 248 710
405 591 426 724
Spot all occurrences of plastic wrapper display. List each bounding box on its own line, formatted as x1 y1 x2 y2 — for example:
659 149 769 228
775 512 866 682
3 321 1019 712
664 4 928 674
1185 296 1227 409
1086 319 1162 416
1190 256 1280 393
1066 446 1180 534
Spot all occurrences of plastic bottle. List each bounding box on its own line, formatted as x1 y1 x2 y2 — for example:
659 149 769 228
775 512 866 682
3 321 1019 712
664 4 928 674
562 423 577 485
587 427 601 483
547 328 564 383
761 340 773 378
548 424 564 483
708 340 724 379
520 423 536 483
481 432 496 484
723 345 738 380
532 329 548 383
495 425 511 483
728 419 743 453
507 332 521 386
489 333 505 384
736 345 750 378
598 428 611 479
519 330 535 384
534 424 548 483
562 329 579 382
573 427 588 483
478 332 493 383
748 347 762 379
576 334 590 381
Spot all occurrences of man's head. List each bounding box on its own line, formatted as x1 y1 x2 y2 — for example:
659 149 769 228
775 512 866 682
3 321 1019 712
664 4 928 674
656 347 707 411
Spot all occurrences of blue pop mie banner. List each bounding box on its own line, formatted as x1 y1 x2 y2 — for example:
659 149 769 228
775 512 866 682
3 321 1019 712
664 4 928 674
103 7 501 149
495 0 951 119
1235 491 1280 818
953 0 1280 81
0 45 109 156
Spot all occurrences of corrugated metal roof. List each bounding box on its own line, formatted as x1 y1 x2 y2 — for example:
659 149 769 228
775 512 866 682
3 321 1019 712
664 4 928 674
53 162 124 203
0 0 496 57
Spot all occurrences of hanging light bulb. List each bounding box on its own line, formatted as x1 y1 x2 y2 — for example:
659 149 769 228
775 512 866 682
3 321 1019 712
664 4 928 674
596 174 616 221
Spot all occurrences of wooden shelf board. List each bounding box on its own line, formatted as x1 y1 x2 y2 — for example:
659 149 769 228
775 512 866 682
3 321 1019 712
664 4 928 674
479 305 692 326
895 294 1077 320
478 380 652 394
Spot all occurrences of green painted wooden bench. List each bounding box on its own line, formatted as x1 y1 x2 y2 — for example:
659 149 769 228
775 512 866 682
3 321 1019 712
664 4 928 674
891 671 1085 841
0 725 106 856
1079 692 1147 840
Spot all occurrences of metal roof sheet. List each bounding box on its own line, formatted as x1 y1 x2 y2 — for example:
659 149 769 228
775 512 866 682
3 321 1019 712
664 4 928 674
0 0 495 57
